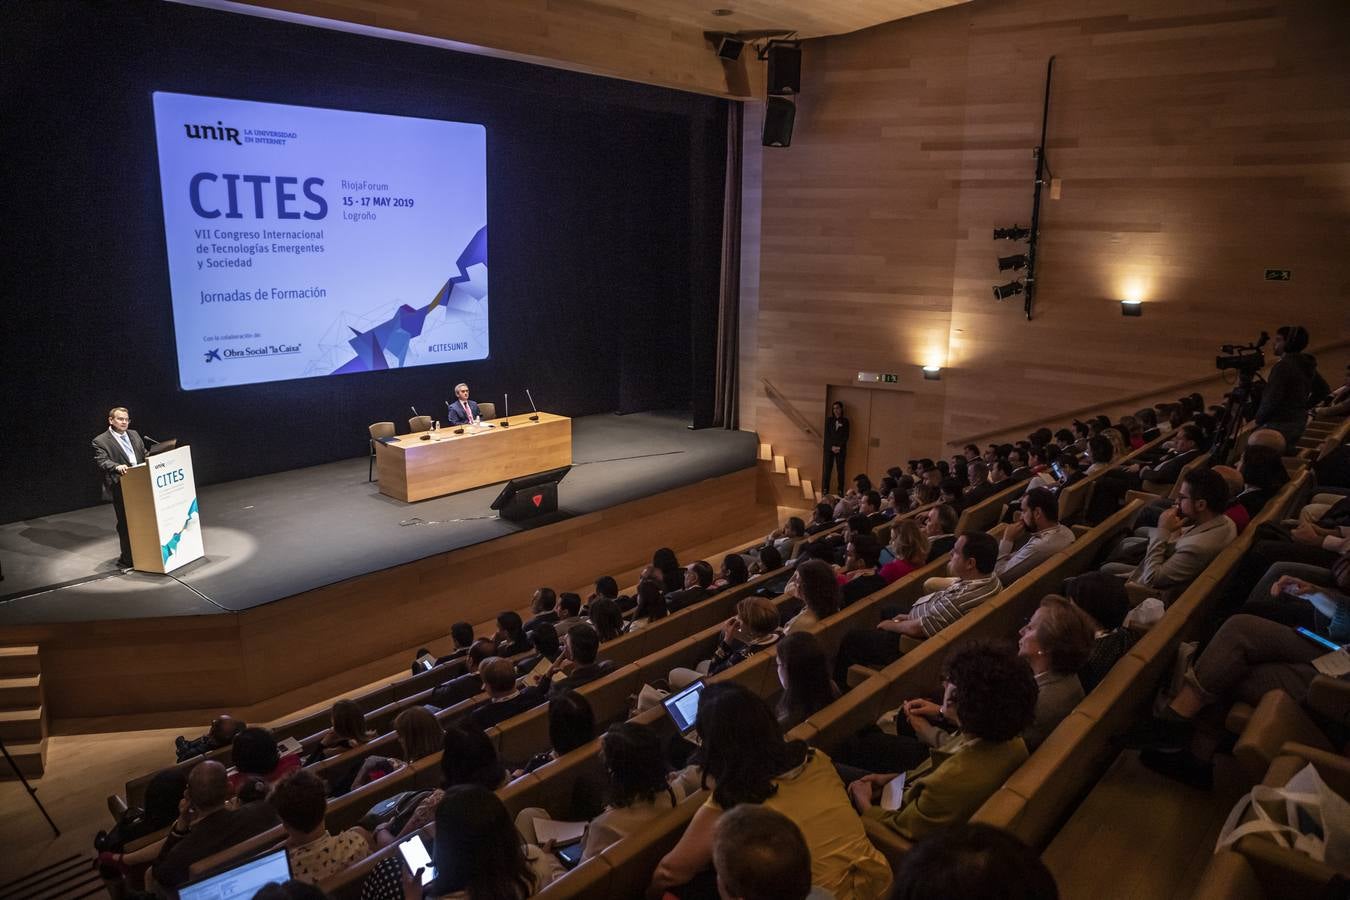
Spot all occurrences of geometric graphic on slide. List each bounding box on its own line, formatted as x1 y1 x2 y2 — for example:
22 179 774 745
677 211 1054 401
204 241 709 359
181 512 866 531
333 225 487 374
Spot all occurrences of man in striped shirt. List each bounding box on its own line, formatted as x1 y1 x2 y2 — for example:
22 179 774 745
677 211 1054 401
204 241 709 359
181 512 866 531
832 532 1002 686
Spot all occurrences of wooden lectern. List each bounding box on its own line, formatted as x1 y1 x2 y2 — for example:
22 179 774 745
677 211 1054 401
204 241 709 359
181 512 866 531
121 445 205 573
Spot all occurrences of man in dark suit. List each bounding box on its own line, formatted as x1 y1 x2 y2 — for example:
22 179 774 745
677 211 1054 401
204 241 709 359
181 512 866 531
539 624 615 697
1124 423 1204 488
469 658 545 729
92 406 147 568
922 504 960 561
429 638 495 709
148 760 280 891
446 382 481 425
665 560 715 613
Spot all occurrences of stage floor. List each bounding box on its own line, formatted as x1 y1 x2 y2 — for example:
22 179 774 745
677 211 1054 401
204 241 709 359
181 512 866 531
0 412 757 625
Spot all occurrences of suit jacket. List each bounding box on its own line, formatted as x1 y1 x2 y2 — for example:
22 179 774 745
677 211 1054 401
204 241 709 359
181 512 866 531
430 672 482 709
1139 447 1201 485
92 428 147 500
1132 514 1237 590
665 585 710 613
446 398 481 425
523 610 559 632
469 690 544 729
546 660 616 697
926 535 957 562
152 801 281 889
823 415 850 450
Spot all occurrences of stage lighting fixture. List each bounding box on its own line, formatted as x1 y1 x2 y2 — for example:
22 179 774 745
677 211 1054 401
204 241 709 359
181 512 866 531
993 225 1030 241
921 365 942 381
1120 299 1143 317
993 281 1024 301
998 253 1028 272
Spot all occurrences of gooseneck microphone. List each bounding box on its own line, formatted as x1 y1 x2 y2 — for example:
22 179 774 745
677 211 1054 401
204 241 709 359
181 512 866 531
500 393 511 427
526 389 540 422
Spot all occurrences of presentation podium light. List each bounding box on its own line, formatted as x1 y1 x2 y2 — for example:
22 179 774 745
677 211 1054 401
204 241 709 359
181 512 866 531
490 465 572 523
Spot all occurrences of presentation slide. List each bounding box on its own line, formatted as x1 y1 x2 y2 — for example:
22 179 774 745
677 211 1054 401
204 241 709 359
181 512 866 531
151 92 488 390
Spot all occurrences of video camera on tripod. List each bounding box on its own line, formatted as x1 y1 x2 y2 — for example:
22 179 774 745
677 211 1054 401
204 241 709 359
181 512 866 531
1215 331 1269 375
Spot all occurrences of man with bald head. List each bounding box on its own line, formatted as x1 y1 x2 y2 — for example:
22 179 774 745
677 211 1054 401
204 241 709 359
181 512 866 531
150 759 280 890
1244 428 1287 457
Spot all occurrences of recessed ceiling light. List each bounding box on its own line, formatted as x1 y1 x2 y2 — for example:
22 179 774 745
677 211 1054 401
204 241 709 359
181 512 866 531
711 9 734 16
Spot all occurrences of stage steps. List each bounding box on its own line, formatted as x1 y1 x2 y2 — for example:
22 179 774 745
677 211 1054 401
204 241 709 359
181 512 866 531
0 646 47 778
756 441 816 508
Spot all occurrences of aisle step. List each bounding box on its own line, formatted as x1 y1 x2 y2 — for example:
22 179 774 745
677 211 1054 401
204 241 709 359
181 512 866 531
0 674 42 708
0 646 40 676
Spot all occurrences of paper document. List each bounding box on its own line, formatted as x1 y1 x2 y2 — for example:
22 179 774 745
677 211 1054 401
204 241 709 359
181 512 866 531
533 819 587 845
880 773 907 811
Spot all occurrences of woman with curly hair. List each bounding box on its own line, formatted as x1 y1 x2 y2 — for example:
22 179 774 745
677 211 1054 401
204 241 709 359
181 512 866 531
847 642 1037 842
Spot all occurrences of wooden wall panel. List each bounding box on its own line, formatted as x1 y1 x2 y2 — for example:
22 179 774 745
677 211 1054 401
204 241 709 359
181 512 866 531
743 0 1350 473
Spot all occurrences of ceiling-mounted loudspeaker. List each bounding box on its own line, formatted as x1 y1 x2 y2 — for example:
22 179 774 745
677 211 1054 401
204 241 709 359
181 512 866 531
715 35 745 60
766 43 801 94
762 96 795 148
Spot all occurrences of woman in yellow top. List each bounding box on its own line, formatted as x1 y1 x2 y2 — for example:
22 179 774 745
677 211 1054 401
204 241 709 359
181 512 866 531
650 683 891 900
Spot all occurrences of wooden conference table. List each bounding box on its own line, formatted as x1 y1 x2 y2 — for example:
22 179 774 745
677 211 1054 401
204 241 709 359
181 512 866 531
374 412 572 502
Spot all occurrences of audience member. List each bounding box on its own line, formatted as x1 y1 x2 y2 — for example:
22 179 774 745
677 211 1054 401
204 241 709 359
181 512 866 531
430 638 495 709
628 578 670 631
429 785 562 899
669 596 783 689
578 723 684 862
806 502 836 535
878 518 930 584
423 621 476 670
538 623 614 696
174 714 245 763
783 559 841 633
495 611 531 657
523 588 559 632
229 726 301 794
650 683 891 900
147 760 280 891
1103 468 1237 591
588 595 628 641
667 560 716 612
776 632 841 731
888 824 1059 900
713 806 820 900
516 622 561 684
312 698 372 760
654 547 685 593
1254 324 1319 447
832 532 1001 687
750 545 784 577
553 592 585 636
1084 435 1114 474
1063 573 1134 692
994 488 1075 584
351 705 444 789
921 505 959 561
1017 596 1094 750
591 575 631 613
710 553 749 593
470 657 543 729
271 769 373 883
1123 423 1204 487
839 532 888 605
846 642 1036 842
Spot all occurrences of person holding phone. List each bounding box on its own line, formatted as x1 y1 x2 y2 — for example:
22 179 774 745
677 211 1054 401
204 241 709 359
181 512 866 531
1121 550 1350 788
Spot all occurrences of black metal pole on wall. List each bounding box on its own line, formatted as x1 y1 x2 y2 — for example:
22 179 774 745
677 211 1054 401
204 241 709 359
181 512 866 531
1025 56 1055 321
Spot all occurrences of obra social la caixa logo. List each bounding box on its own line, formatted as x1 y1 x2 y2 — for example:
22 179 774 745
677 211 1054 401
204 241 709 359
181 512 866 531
183 120 242 146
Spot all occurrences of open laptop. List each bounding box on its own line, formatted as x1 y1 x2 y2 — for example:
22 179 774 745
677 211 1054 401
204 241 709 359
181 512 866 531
661 679 706 742
179 847 290 900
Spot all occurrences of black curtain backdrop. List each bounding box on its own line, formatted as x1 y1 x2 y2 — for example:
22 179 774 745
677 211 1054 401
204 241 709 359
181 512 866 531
1 1 726 523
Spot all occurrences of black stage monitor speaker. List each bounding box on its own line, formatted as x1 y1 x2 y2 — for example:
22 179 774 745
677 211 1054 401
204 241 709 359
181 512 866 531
716 35 745 61
490 465 572 522
767 43 801 94
763 96 796 148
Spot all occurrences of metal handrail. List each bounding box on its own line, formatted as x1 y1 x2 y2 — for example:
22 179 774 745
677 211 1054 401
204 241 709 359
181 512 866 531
762 378 822 442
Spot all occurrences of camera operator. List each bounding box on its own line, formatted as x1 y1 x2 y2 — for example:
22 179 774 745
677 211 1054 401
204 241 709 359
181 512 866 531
1255 325 1322 448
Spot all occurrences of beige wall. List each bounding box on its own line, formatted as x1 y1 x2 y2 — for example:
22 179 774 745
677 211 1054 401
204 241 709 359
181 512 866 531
741 0 1350 479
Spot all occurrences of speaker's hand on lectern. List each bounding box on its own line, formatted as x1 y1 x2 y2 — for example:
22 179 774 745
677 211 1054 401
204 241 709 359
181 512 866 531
116 464 129 475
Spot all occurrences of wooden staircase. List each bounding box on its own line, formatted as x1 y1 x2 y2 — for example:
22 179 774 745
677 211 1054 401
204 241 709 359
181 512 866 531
758 441 818 510
0 646 48 778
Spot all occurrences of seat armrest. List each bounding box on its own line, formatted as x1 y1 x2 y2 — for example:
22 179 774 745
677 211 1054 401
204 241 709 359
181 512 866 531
862 817 913 870
1277 743 1350 797
1305 675 1350 727
1126 489 1160 503
846 664 876 689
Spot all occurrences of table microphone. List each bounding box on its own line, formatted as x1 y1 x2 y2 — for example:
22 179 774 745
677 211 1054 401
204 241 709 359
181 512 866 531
526 389 540 422
500 393 510 427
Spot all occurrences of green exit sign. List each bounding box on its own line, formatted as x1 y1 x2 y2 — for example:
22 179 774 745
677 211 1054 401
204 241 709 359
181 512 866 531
882 373 898 383
1264 269 1292 281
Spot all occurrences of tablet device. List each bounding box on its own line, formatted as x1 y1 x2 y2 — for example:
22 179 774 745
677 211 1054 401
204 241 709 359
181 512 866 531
662 680 705 738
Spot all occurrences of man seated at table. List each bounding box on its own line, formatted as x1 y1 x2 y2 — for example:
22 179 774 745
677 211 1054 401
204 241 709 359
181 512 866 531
447 382 481 425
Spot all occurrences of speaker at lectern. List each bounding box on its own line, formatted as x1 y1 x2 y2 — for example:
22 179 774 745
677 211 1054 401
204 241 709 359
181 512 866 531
120 444 205 573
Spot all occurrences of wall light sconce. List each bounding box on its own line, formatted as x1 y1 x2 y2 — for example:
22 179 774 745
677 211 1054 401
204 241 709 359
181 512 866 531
921 365 942 381
1120 299 1143 317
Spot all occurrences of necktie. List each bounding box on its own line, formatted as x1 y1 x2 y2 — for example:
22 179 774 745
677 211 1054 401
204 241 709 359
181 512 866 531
117 432 134 463
463 401 470 418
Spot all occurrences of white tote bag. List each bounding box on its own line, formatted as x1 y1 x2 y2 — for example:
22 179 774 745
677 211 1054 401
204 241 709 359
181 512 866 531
1216 762 1350 871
